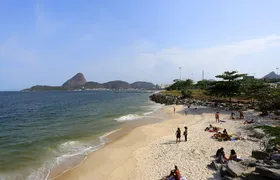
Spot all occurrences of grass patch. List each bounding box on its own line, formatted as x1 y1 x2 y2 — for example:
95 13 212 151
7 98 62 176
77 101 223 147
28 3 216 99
161 90 181 96
256 125 280 145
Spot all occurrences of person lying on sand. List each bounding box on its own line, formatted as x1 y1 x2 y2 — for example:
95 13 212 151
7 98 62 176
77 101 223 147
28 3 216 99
213 132 222 138
204 124 213 131
243 119 255 125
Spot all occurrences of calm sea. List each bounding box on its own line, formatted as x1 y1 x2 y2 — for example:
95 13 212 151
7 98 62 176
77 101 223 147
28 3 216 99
0 91 163 180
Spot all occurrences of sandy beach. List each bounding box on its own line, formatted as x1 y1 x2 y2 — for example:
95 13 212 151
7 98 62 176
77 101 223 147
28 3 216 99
52 105 259 180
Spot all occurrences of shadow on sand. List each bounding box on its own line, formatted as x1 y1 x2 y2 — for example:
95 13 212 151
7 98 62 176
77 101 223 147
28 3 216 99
161 140 178 145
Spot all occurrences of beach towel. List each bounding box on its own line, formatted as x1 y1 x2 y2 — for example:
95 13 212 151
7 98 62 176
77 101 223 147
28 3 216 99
180 177 188 180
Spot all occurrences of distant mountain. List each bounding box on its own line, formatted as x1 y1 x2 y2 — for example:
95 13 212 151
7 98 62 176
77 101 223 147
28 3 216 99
83 81 104 89
22 73 158 91
103 80 130 89
131 81 156 89
23 85 68 92
263 71 280 79
62 73 87 89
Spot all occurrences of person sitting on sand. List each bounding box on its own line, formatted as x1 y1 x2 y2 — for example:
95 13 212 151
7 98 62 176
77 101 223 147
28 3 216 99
175 128 181 143
228 149 237 161
221 129 231 141
216 148 227 163
243 119 255 125
230 111 234 120
165 166 181 180
183 126 188 142
216 147 224 157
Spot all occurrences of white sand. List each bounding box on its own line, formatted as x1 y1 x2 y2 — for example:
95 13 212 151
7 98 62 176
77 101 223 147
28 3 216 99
53 105 259 180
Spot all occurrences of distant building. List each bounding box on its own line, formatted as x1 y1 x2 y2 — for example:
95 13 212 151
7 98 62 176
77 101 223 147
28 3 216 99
266 83 278 89
243 76 255 80
160 84 170 89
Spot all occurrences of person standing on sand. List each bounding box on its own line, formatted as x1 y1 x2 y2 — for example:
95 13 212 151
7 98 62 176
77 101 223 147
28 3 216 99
173 106 176 113
175 127 181 143
239 110 244 119
215 112 220 123
183 126 188 142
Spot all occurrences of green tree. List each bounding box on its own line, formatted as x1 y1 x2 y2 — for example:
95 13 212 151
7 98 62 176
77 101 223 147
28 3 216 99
207 71 246 103
256 87 280 115
195 80 213 90
166 79 194 91
240 78 266 104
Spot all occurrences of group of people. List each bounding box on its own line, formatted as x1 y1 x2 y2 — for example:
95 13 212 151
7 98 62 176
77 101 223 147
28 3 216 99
204 124 220 132
212 129 231 141
215 147 239 163
230 110 244 120
175 127 188 143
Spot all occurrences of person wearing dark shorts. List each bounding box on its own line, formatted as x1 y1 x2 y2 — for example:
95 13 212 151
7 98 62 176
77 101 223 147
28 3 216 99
176 127 181 143
183 126 188 142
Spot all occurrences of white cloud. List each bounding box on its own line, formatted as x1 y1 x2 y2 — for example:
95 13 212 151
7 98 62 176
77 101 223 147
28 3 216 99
88 35 280 84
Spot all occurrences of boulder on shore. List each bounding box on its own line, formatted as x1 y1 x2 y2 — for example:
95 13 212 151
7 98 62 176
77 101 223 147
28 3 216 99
226 160 247 177
255 166 280 179
252 151 270 160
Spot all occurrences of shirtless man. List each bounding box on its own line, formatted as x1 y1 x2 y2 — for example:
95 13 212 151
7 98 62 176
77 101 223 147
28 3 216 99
215 112 220 123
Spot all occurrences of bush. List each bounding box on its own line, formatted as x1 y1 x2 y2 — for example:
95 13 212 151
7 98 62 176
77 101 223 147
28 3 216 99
181 90 192 98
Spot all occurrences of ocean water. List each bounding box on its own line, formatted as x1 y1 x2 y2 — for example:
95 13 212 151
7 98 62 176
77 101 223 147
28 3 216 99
0 91 163 180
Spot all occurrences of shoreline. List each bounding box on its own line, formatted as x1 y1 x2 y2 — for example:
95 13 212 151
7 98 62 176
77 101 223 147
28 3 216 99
47 105 169 180
52 105 261 180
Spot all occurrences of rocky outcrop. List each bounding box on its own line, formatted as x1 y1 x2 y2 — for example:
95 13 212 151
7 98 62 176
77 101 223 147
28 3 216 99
149 93 250 110
62 73 87 89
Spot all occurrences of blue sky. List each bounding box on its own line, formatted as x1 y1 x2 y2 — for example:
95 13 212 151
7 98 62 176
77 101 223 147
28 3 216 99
0 0 280 90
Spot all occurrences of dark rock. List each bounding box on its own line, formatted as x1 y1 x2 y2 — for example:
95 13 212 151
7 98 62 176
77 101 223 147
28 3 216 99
247 172 271 180
221 176 233 180
250 129 265 139
272 154 280 162
271 163 280 169
208 161 219 171
227 160 247 177
220 165 231 177
252 151 270 160
255 166 280 179
240 159 257 167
